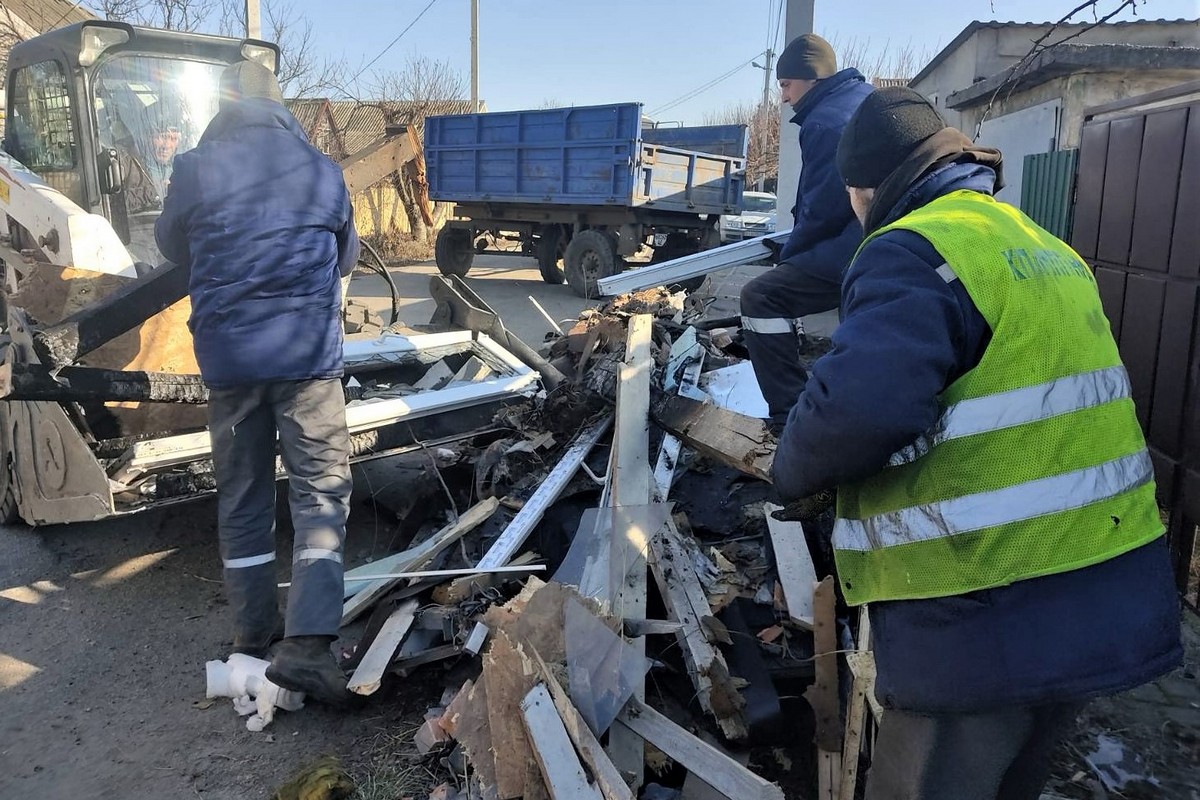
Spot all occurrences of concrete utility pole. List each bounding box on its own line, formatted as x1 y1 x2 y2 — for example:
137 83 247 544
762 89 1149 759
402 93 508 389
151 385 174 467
245 0 261 39
756 47 774 191
777 0 815 221
470 0 480 111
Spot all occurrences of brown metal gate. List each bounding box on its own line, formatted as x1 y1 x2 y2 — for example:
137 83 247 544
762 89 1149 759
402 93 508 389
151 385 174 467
1072 80 1200 607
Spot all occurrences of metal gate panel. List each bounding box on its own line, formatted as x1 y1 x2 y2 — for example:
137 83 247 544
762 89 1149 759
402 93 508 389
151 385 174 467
1021 149 1077 241
1072 121 1110 260
1150 286 1200 460
1170 108 1200 280
1094 267 1128 341
1120 274 1167 429
1097 115 1145 265
1131 108 1188 272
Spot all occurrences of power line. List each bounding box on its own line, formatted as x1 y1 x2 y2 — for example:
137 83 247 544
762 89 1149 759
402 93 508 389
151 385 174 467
648 54 762 118
771 0 785 51
350 0 442 83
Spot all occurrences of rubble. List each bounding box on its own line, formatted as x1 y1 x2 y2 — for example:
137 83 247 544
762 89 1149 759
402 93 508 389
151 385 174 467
296 287 871 799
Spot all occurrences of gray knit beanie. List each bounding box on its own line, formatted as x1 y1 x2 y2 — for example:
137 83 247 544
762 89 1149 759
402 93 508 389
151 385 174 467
220 61 284 107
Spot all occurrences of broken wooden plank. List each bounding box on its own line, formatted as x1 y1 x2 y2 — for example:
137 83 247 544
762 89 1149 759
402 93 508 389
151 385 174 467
347 599 418 696
648 518 748 740
622 619 683 637
341 497 499 623
806 577 842 800
475 415 613 570
484 631 539 799
846 650 883 722
606 314 654 791
433 551 541 605
521 684 604 800
616 697 784 800
838 608 872 800
763 503 817 630
528 648 634 800
650 393 774 481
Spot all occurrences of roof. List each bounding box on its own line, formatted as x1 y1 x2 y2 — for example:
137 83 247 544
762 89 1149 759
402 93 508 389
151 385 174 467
871 77 910 89
284 98 331 137
946 42 1200 109
1 0 94 32
910 18 1199 88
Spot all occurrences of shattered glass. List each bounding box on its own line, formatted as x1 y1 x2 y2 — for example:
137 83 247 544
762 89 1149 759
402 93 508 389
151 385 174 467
563 596 651 737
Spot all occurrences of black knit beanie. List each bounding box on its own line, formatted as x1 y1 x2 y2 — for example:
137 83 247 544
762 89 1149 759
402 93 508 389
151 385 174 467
776 34 837 81
836 87 948 188
220 61 284 107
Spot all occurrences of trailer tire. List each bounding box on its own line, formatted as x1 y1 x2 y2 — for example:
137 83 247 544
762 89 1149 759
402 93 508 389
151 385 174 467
536 226 567 285
564 229 618 298
435 228 475 277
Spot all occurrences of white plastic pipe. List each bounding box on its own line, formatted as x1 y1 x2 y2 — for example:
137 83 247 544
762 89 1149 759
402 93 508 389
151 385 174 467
205 653 305 732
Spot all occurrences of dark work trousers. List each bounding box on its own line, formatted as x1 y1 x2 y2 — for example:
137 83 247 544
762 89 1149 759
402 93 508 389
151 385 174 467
864 702 1085 800
209 378 352 641
739 261 842 422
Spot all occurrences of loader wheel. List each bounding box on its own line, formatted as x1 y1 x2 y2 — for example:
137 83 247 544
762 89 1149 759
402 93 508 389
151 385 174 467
0 405 18 525
564 229 618 298
435 228 474 277
536 226 567 285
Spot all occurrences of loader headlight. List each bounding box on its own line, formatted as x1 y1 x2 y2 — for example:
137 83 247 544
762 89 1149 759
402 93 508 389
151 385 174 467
79 24 131 67
241 42 280 74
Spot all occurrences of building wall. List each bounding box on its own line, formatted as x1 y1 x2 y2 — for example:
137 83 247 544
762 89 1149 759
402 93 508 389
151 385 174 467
911 21 1200 130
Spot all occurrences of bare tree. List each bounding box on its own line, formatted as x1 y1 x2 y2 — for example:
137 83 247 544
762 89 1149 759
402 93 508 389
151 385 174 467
218 0 345 97
345 57 467 242
823 35 933 83
92 0 219 31
703 95 780 189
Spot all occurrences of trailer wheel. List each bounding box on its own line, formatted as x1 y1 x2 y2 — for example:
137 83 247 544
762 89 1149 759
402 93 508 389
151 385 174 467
536 226 567 285
564 229 618 298
435 228 475 277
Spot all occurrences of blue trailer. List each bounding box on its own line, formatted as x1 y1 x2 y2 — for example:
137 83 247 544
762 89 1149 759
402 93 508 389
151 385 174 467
425 102 747 297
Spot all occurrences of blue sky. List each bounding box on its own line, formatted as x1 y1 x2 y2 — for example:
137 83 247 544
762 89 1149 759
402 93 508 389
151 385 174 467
288 0 1197 122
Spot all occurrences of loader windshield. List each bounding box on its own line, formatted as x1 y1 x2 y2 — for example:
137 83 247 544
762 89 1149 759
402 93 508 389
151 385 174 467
93 54 225 262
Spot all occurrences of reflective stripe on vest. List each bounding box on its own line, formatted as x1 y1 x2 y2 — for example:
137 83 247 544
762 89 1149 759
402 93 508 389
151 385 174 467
835 449 1153 551
888 366 1132 467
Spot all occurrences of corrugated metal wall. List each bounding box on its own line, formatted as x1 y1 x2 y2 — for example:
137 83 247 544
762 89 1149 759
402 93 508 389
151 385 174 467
1021 149 1078 241
1073 84 1200 607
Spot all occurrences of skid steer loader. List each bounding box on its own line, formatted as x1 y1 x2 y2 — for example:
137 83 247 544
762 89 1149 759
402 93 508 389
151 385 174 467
0 21 542 526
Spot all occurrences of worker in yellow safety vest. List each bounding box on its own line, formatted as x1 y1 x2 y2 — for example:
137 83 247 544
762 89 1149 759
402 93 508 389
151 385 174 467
770 87 1182 800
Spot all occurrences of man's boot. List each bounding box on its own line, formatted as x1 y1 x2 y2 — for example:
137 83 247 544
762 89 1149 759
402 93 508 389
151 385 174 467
231 618 285 659
266 635 352 707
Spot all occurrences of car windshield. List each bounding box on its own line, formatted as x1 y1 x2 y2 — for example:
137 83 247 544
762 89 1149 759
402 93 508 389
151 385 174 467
93 54 225 263
743 195 777 214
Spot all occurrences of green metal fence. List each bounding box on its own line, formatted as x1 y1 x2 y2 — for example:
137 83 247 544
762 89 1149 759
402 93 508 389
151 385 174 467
1021 149 1078 241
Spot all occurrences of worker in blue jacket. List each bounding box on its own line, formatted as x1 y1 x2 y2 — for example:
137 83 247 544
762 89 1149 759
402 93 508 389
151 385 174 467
772 87 1182 799
740 34 873 426
156 61 360 706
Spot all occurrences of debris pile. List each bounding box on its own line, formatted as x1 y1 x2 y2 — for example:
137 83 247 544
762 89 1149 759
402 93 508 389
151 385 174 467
288 287 870 798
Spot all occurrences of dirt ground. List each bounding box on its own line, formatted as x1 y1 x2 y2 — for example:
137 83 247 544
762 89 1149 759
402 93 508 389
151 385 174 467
0 462 455 800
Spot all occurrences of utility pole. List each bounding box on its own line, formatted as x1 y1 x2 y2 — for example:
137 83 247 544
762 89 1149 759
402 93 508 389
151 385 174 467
776 0 815 222
245 0 261 39
757 47 774 191
470 0 480 111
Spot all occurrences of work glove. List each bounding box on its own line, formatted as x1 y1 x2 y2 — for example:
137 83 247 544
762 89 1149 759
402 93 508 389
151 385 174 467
763 236 784 263
771 489 836 522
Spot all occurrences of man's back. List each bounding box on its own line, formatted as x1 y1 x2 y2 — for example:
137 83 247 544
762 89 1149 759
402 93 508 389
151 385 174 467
156 98 356 389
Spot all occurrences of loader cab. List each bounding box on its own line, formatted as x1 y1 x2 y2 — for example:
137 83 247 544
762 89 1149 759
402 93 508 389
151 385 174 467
3 21 279 264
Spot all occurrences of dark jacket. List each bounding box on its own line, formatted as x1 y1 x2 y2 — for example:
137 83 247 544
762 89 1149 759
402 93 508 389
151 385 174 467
778 68 873 284
772 163 1182 711
156 98 360 389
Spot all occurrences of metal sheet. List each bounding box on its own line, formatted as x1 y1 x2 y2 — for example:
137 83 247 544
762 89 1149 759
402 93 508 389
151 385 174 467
1094 267 1128 342
1096 116 1145 266
597 230 790 296
1119 275 1167 429
1149 285 1199 457
1130 108 1188 273
1071 121 1110 259
1169 107 1200 280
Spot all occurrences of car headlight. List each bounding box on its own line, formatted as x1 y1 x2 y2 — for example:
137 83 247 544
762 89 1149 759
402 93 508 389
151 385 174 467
767 221 775 231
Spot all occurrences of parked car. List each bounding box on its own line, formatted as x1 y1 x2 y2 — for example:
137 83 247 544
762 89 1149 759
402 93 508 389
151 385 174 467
719 191 777 243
